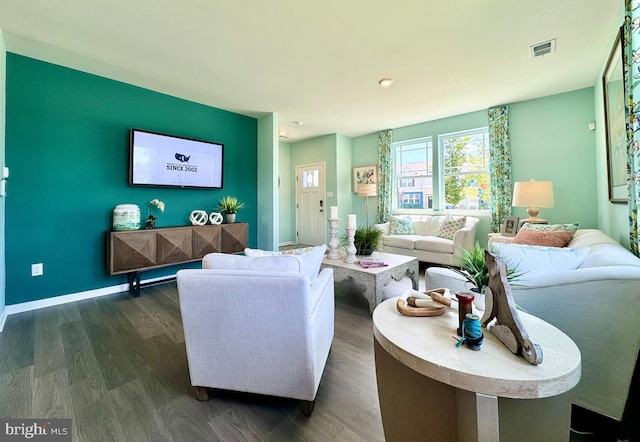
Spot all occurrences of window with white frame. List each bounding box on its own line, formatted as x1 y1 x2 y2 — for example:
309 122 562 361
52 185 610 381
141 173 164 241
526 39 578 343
440 128 490 211
393 138 433 210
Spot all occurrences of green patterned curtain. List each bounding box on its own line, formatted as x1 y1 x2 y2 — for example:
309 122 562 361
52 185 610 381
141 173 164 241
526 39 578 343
377 130 393 223
624 1 640 256
488 106 513 233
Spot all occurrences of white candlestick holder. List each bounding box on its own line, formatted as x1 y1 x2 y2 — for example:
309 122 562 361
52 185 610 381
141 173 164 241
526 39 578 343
345 226 357 264
327 218 341 259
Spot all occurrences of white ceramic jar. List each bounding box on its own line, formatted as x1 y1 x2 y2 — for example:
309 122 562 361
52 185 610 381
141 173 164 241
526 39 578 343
113 204 141 230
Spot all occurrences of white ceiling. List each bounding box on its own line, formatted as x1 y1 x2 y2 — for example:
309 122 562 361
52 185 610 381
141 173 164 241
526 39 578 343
0 0 622 142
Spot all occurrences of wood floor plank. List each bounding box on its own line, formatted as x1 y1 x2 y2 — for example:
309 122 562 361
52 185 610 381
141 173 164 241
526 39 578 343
0 312 35 374
0 365 34 418
133 295 185 344
115 296 168 340
158 395 228 442
84 322 138 391
109 379 173 442
69 378 126 441
59 321 105 387
34 307 65 378
32 368 78 437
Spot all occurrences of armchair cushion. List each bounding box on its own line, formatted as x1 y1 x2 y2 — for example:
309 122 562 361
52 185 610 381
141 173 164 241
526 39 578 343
243 244 326 283
203 253 300 273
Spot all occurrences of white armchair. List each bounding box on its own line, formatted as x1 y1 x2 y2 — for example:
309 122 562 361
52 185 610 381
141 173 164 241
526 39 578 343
176 251 334 415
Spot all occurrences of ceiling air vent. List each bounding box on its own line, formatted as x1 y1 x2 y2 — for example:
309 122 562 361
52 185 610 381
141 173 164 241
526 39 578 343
530 39 556 58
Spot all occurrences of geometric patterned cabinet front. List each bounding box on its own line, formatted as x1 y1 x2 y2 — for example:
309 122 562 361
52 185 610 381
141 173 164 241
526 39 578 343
108 223 248 275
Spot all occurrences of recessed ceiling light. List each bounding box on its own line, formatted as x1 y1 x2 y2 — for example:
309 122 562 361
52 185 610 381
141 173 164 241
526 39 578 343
278 130 288 138
294 121 304 126
378 78 394 87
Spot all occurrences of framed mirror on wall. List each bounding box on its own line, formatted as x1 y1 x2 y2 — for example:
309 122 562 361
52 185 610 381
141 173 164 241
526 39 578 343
603 26 628 204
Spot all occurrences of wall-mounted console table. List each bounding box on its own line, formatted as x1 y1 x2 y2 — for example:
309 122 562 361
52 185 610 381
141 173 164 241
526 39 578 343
107 223 248 295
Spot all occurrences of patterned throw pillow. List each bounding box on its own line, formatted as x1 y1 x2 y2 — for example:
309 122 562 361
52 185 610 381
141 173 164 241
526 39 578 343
389 216 415 235
434 216 466 240
521 222 579 232
512 228 573 247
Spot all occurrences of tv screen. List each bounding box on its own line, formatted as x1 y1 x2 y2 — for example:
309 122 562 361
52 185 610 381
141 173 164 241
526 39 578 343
129 129 224 189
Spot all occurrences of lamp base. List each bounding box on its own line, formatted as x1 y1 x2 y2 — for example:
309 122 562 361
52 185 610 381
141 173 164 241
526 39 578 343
522 208 547 224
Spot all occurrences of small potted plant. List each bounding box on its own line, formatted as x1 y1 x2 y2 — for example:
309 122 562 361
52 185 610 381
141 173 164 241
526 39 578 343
218 196 245 224
449 241 524 308
342 224 383 255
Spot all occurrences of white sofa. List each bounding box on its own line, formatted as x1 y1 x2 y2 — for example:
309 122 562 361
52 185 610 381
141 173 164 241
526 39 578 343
176 249 334 415
426 229 640 420
375 215 479 266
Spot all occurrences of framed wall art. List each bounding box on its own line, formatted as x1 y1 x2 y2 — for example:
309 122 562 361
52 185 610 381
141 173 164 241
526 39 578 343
353 165 378 193
603 26 628 204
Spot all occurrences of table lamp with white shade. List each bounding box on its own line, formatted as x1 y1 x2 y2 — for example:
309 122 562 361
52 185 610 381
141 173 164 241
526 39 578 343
512 180 554 223
358 183 377 226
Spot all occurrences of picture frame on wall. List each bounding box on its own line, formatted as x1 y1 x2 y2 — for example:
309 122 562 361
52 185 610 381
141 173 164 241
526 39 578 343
603 26 628 204
500 216 520 237
353 165 378 193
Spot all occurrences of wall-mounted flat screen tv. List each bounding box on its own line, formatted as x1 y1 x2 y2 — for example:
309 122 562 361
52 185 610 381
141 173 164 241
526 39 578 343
129 129 224 189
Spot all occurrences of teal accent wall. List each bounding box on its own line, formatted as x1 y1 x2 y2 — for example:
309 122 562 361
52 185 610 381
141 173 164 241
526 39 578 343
510 87 597 229
5 54 257 305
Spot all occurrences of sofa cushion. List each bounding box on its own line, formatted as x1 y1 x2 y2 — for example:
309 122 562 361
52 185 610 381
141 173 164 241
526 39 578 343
578 243 640 269
414 236 454 253
243 244 327 283
389 216 415 235
512 228 573 247
434 215 466 240
492 243 590 276
382 235 418 250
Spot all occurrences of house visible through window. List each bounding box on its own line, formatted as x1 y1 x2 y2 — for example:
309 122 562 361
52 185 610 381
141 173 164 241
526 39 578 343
394 138 433 209
392 127 489 211
440 128 490 211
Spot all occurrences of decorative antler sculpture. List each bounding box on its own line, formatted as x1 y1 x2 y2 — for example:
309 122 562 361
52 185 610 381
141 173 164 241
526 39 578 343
481 250 543 365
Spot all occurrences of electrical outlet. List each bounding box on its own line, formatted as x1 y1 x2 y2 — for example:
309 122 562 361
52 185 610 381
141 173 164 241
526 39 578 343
31 263 43 277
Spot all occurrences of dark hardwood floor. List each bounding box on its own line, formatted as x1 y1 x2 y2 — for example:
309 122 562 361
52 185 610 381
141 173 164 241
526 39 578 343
0 281 385 441
0 269 636 441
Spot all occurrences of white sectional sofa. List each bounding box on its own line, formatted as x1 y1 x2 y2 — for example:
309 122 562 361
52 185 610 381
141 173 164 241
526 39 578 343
375 215 479 266
426 229 640 420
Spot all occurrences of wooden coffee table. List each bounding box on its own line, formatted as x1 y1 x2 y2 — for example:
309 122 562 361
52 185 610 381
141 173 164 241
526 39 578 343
321 252 419 313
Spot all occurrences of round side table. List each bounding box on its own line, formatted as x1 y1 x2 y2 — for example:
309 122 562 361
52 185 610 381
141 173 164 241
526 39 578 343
373 298 581 442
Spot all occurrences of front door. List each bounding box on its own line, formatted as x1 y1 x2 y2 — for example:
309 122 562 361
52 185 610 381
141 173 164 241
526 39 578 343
296 163 326 246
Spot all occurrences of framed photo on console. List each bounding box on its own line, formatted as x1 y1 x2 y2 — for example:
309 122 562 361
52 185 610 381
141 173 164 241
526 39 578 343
501 216 519 237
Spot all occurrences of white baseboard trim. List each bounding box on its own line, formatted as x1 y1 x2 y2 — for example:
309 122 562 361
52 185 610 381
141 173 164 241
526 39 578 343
1 273 176 331
278 241 295 247
0 309 7 332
